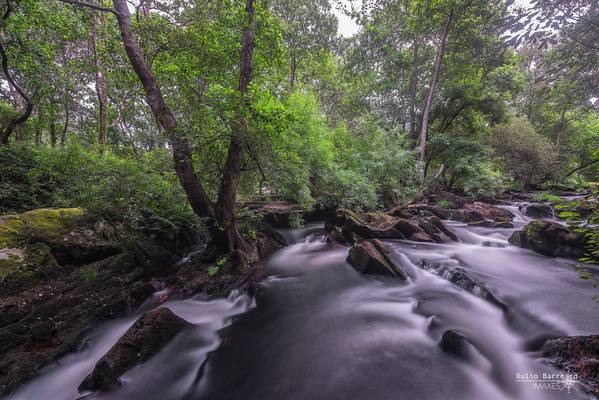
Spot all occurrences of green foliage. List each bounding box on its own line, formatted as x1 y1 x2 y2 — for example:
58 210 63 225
80 267 98 282
555 193 599 264
437 199 450 208
534 192 562 203
0 144 196 231
490 118 558 187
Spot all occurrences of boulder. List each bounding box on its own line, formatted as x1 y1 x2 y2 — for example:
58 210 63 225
329 209 457 244
79 308 191 392
439 330 471 359
467 219 514 229
394 220 434 242
464 202 514 222
543 335 599 393
347 239 407 279
447 209 485 223
521 204 553 219
508 220 585 259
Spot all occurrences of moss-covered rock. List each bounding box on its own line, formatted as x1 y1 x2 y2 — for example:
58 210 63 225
20 208 86 241
0 208 85 248
0 216 24 248
508 220 585 258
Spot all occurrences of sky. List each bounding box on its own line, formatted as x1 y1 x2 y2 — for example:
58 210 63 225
333 1 360 37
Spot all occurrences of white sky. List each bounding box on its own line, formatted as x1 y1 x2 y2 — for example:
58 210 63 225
333 1 360 37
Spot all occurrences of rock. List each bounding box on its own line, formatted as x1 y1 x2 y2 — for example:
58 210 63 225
509 220 585 259
347 239 406 279
521 204 553 219
428 217 458 241
79 308 191 392
464 202 514 222
467 219 514 229
481 241 506 248
440 330 471 359
0 208 86 247
394 220 434 242
256 225 287 259
329 209 457 244
447 209 485 223
543 335 599 393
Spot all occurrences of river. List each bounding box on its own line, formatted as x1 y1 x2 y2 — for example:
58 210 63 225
7 201 598 400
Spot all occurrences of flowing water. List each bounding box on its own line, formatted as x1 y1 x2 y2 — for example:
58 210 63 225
6 203 598 400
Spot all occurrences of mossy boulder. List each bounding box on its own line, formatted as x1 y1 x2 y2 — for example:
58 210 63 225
509 220 585 258
0 208 85 248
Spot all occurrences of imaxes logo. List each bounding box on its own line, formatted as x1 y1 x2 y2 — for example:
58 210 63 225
515 372 579 393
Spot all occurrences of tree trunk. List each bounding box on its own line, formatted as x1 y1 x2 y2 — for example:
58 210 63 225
35 111 42 145
556 106 565 147
215 0 255 258
0 17 34 145
418 10 453 178
409 39 420 145
290 48 297 88
91 11 108 145
50 112 57 147
61 98 70 145
111 0 216 219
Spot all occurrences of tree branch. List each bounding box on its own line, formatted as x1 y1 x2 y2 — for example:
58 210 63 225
57 0 117 15
565 158 599 178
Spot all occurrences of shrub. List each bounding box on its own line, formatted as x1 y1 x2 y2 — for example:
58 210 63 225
490 118 558 187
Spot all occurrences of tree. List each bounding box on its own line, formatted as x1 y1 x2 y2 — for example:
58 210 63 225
57 0 256 259
418 9 453 177
0 0 34 144
271 0 337 88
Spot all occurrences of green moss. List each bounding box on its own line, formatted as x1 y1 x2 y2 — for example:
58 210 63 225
0 253 22 277
21 208 85 240
1 208 86 247
0 215 24 247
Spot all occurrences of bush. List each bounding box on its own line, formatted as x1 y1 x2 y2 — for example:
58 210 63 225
0 143 196 231
490 118 558 187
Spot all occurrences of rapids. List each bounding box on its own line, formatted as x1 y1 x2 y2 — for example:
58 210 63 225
6 202 598 400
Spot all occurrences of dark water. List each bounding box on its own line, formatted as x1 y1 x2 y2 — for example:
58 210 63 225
7 205 598 400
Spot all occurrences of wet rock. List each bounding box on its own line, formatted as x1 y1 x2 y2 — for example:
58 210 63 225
79 308 191 392
467 219 514 229
543 335 599 394
464 202 514 222
394 220 433 242
447 209 485 223
428 216 458 241
440 330 471 359
347 239 406 279
256 225 287 259
508 220 585 259
521 204 553 219
481 241 506 248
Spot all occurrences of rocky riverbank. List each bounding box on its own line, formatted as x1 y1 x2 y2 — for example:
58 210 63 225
0 208 285 396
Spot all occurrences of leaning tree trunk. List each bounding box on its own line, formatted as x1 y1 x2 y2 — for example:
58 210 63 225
110 0 216 219
215 0 255 258
0 2 34 145
418 11 453 178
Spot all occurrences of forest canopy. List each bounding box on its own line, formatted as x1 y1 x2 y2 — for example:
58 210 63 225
0 0 597 255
